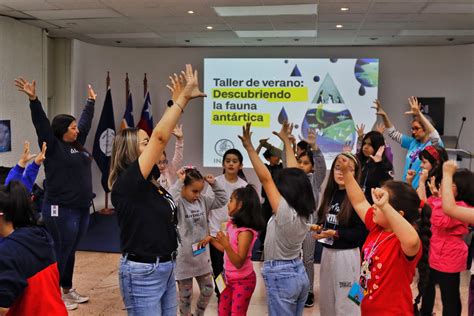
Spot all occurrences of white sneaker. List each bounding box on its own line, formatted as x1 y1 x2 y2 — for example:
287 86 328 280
63 299 78 311
63 289 89 304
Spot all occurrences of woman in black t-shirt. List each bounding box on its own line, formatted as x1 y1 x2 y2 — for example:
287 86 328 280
108 65 205 316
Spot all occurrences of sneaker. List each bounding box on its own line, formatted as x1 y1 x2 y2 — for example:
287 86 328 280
63 299 78 311
304 292 314 308
63 289 89 304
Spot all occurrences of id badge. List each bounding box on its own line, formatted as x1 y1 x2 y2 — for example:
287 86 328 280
51 205 59 217
215 273 227 294
317 237 334 246
348 283 365 306
192 242 206 256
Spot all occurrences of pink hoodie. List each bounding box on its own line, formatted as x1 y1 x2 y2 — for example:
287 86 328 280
428 196 469 273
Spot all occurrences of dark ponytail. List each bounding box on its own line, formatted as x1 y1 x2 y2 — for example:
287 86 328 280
0 181 36 228
414 203 432 313
382 181 431 313
231 185 264 231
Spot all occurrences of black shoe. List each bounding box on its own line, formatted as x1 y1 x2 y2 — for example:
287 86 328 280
304 292 314 308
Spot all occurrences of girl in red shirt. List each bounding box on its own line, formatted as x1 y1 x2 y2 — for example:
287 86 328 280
339 156 431 316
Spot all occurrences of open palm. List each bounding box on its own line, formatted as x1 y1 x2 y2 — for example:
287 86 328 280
14 77 36 100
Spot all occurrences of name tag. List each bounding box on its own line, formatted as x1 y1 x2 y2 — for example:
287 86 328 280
51 205 59 217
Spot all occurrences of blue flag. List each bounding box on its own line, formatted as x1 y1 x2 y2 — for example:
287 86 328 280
137 91 153 136
121 91 134 130
93 88 116 193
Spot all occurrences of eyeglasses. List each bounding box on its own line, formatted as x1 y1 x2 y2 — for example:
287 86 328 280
158 159 168 165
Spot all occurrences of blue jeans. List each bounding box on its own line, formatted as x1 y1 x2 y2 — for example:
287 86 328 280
262 259 309 316
119 255 177 316
42 202 90 288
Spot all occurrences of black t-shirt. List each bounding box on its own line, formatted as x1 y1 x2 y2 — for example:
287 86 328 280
111 160 178 257
320 189 367 249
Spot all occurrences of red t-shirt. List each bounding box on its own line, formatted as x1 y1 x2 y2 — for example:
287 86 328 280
361 208 422 316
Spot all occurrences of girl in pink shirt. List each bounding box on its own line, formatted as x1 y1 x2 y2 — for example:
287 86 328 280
211 185 265 316
418 159 474 315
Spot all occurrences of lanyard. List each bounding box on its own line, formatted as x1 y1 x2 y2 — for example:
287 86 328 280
359 231 394 293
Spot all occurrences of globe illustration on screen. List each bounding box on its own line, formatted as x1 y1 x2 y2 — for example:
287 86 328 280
300 73 355 153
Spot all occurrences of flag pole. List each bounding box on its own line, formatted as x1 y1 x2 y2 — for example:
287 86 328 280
99 71 114 215
143 73 147 97
125 72 129 100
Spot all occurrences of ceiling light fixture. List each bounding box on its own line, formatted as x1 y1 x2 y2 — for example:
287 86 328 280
336 24 343 28
187 10 194 14
206 26 213 30
340 7 349 11
213 4 317 16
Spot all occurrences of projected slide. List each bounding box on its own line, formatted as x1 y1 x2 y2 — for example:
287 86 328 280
203 58 379 168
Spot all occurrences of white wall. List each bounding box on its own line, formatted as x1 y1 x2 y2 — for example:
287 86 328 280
69 40 473 209
0 16 47 169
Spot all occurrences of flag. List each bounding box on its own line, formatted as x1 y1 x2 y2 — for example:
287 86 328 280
120 91 134 130
93 88 116 193
136 91 153 136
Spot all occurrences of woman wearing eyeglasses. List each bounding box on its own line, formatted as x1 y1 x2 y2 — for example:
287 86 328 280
373 97 443 189
108 65 206 316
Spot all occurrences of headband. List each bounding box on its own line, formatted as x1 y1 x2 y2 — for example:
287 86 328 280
423 146 440 162
340 152 359 167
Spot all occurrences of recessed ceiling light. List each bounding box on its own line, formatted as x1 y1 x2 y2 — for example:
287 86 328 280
206 26 213 30
214 4 317 16
187 10 194 14
340 7 349 11
235 30 317 38
336 24 343 28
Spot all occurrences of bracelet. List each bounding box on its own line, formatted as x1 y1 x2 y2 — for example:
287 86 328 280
175 102 184 113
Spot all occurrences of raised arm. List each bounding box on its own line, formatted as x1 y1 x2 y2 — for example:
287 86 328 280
441 161 474 223
356 123 365 152
340 156 371 223
138 64 206 179
22 142 46 192
202 175 227 211
273 121 297 168
373 188 420 257
372 99 394 129
5 141 43 191
76 85 96 145
416 169 429 201
305 128 327 189
238 122 281 213
169 169 185 202
15 77 56 150
406 96 435 134
169 125 184 173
